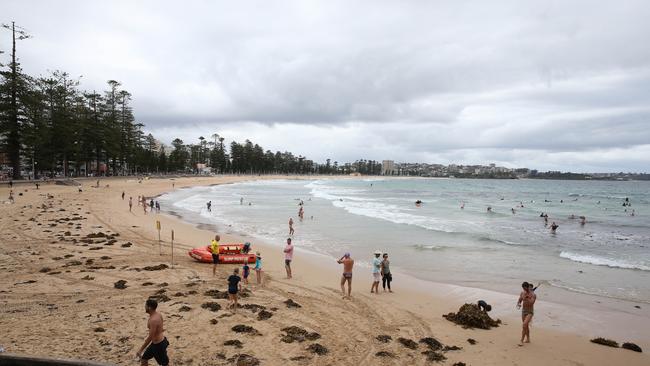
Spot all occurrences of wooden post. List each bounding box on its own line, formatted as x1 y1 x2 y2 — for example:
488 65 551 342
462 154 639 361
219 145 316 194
171 229 175 268
156 220 161 255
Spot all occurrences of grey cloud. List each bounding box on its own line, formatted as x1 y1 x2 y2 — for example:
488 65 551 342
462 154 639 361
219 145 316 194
4 0 650 171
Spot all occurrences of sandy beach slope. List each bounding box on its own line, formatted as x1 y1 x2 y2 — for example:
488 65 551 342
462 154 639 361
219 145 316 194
1 176 648 365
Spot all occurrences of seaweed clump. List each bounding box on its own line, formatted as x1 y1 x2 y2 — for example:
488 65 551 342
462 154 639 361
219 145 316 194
622 342 642 353
590 337 619 348
443 303 501 329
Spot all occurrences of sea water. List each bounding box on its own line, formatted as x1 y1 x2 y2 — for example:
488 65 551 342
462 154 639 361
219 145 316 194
159 178 650 304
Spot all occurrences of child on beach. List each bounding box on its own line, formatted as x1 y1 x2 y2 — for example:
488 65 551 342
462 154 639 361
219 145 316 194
242 262 250 285
227 268 242 311
254 252 263 285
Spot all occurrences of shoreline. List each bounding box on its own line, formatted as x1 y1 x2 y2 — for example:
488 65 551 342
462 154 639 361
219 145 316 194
160 179 650 342
1 175 648 365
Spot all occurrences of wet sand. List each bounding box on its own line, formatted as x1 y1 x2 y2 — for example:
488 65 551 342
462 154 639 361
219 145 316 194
0 176 648 365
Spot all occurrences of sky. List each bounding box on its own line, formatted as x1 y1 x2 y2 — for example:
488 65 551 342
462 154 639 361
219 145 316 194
3 0 650 172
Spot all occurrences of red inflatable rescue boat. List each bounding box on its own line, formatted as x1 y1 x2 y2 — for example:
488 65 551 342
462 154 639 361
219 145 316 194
188 244 255 264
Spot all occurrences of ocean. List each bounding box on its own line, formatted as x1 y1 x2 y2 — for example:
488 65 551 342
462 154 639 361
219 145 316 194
158 178 650 304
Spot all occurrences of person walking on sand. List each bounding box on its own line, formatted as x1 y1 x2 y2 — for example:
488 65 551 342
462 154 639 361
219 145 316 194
288 217 294 235
380 253 393 293
284 238 294 279
129 197 133 212
242 261 250 285
211 235 220 276
371 251 382 294
517 281 537 346
254 251 263 285
122 191 125 200
337 253 354 299
136 299 169 366
227 268 242 311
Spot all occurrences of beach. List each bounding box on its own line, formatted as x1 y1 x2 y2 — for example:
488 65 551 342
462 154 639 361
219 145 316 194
1 176 648 366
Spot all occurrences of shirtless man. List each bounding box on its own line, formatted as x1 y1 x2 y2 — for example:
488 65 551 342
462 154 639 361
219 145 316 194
516 281 537 346
137 299 169 365
288 217 294 235
337 253 354 299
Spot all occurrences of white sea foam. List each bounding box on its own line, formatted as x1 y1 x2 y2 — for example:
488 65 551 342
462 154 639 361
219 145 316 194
559 251 650 271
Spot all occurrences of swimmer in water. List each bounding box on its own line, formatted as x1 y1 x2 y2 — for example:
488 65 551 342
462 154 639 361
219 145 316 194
487 206 492 212
550 222 559 234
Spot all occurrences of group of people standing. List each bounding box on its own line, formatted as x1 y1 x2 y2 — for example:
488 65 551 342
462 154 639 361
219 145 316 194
336 250 393 300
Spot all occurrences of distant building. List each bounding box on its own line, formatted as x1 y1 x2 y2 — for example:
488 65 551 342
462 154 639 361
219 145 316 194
381 160 395 175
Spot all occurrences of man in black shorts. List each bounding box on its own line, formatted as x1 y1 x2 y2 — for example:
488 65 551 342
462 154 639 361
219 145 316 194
137 299 169 365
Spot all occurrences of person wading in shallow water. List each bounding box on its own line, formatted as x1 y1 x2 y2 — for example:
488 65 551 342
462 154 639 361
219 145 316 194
517 281 537 346
136 299 169 366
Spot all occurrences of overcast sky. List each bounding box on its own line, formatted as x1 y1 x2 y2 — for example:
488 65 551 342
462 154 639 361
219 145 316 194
4 0 650 172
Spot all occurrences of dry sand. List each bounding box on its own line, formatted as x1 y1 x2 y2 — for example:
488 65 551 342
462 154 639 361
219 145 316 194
1 176 648 365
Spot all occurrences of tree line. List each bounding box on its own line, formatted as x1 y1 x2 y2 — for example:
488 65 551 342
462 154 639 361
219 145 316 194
0 22 385 179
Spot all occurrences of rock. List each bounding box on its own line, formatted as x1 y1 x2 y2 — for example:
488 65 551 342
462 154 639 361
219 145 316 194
81 275 94 280
422 350 446 362
201 302 221 312
306 343 328 355
224 339 243 348
232 324 259 335
622 342 642 352
141 282 154 286
419 337 442 351
376 335 392 343
210 319 219 325
452 363 467 366
467 338 477 345
143 264 169 271
114 280 128 289
100 256 111 260
39 267 51 273
178 306 192 312
398 337 418 350
94 327 106 332
257 310 273 320
157 282 168 287
174 292 186 297
443 303 501 329
284 299 301 308
375 351 395 358
121 242 132 248
590 337 618 348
